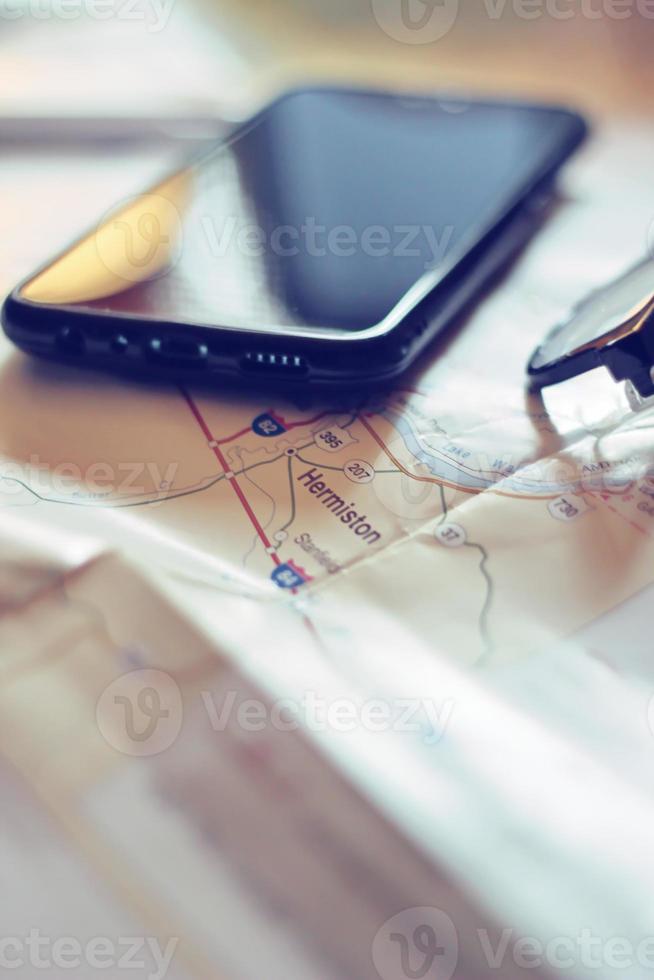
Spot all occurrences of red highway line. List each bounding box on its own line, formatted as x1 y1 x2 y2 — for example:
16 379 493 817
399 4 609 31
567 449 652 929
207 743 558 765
180 388 337 645
214 424 253 446
180 387 280 566
209 408 335 449
274 409 334 431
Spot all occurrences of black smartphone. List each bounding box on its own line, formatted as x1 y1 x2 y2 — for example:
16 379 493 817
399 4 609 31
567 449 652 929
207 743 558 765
2 87 587 388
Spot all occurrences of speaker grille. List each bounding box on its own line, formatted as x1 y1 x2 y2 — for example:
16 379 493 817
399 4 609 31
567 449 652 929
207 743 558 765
240 351 308 377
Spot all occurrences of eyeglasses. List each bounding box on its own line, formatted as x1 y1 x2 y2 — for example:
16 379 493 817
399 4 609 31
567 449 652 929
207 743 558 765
528 256 654 410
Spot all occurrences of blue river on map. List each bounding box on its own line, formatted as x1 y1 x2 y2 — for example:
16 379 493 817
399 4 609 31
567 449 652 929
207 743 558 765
383 411 587 496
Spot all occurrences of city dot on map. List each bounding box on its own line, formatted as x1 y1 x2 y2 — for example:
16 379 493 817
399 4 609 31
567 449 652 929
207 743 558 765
274 531 288 542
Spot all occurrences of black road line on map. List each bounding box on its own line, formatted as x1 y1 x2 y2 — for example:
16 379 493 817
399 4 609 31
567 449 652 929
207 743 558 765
463 540 494 664
233 448 278 567
294 454 345 472
435 481 494 661
0 413 361 513
277 456 297 538
0 413 360 524
438 484 448 525
0 450 294 512
0 474 226 509
294 453 400 475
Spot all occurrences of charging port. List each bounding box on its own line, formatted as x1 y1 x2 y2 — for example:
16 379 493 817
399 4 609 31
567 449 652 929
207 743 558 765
147 337 209 368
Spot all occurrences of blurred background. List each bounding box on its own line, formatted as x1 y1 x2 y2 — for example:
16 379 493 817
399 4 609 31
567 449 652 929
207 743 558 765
3 0 654 126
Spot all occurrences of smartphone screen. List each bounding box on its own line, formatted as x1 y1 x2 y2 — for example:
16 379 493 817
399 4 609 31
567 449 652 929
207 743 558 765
19 89 584 337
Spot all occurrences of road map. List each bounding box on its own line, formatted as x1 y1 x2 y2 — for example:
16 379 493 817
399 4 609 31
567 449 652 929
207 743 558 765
3 123 654 979
3 363 652 669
